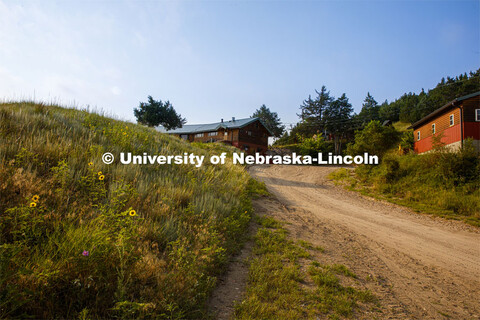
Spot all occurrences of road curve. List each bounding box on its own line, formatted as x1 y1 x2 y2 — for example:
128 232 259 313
249 165 480 319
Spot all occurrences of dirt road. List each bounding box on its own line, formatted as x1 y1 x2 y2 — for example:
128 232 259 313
249 165 480 319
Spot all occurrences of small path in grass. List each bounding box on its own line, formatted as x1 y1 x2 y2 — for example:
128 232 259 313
208 222 257 319
249 164 480 319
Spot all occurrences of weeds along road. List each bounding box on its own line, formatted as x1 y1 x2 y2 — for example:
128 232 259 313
249 165 480 319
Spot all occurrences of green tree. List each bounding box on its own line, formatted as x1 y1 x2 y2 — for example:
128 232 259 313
134 96 186 129
324 93 354 154
358 92 380 124
252 104 285 138
347 120 400 158
297 134 328 157
298 86 333 135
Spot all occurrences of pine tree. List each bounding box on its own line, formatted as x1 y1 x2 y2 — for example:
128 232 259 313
252 104 285 138
358 92 380 124
297 86 333 135
134 96 186 129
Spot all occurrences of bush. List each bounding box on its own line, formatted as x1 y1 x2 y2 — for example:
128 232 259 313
297 134 332 157
349 143 480 224
347 120 400 158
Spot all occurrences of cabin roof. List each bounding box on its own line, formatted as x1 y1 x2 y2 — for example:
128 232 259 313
408 91 480 129
157 117 274 135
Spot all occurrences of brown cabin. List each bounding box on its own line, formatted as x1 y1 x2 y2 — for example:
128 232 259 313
159 117 272 154
408 91 480 153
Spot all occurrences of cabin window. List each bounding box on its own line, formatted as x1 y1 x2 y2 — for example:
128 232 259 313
476 109 480 121
432 123 435 134
247 130 252 136
208 131 218 136
417 131 420 141
180 134 188 140
449 114 454 126
224 131 228 136
195 133 204 138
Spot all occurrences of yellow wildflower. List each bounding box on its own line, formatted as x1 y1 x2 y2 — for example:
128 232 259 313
129 210 137 216
32 195 40 202
88 162 93 166
99 175 105 181
30 202 37 208
97 171 102 176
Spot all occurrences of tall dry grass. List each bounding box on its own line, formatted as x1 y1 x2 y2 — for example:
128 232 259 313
0 102 260 319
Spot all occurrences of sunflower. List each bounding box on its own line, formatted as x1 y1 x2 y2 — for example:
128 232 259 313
129 210 137 216
32 195 40 202
99 175 105 181
29 202 37 208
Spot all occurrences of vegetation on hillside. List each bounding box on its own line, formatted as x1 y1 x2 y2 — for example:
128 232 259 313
0 102 260 319
330 140 480 226
385 69 480 124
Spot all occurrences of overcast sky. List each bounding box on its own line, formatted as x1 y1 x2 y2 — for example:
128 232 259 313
1 0 479 125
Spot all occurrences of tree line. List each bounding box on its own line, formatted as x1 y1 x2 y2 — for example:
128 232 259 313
274 68 480 154
133 68 479 155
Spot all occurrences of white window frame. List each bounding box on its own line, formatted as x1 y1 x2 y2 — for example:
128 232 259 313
476 109 480 121
417 131 420 141
432 123 436 134
208 131 218 136
449 114 454 126
195 133 204 138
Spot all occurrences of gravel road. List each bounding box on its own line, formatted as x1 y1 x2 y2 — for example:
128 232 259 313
249 165 480 319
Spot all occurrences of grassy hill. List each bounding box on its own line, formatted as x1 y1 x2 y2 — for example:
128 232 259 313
0 102 263 319
392 121 411 132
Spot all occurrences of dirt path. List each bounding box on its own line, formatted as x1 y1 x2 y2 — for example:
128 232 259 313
208 222 257 319
249 165 480 319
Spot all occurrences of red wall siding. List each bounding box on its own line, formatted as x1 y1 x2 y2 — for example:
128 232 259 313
414 123 461 153
463 122 480 140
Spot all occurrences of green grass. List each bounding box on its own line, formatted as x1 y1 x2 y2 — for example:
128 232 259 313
235 216 378 319
329 148 480 227
0 101 263 319
392 121 412 132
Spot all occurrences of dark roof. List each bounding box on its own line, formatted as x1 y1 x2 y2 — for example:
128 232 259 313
156 117 274 135
408 91 480 129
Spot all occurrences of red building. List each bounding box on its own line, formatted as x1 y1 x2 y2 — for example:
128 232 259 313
160 117 272 154
409 92 480 153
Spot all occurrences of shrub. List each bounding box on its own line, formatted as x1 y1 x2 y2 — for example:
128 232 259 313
297 134 331 157
348 143 480 223
347 120 400 158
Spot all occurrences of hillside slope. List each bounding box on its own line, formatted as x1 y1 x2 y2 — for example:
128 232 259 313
0 102 257 319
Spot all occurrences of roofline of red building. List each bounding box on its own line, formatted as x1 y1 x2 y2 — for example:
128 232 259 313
408 91 480 129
